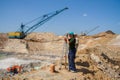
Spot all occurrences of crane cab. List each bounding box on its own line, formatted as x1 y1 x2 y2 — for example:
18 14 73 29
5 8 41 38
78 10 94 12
8 32 25 39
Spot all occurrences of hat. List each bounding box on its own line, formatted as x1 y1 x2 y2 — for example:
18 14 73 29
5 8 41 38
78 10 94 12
69 32 74 35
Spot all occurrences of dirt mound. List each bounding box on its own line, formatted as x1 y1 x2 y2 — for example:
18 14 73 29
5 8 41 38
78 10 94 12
108 34 120 46
24 32 63 54
105 30 115 34
92 30 116 38
98 30 115 35
25 32 62 42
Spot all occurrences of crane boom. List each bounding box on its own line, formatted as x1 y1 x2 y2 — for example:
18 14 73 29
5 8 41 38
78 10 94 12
86 26 100 35
8 7 68 39
24 7 68 35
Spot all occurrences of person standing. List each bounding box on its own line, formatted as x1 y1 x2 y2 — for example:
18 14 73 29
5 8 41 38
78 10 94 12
66 32 76 72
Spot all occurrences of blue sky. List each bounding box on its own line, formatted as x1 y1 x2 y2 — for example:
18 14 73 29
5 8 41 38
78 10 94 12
0 0 120 35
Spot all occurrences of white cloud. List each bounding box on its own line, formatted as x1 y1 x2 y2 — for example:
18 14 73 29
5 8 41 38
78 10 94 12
83 13 87 17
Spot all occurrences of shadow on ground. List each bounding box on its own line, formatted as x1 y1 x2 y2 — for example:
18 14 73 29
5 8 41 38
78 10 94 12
76 61 90 67
77 68 95 75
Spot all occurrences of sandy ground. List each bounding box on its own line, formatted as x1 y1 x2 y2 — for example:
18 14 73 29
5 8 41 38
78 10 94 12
0 31 120 80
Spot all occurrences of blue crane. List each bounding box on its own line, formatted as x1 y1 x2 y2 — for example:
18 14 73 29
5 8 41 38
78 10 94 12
8 7 68 39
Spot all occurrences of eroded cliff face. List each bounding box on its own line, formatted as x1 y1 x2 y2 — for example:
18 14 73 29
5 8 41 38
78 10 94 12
1 32 64 54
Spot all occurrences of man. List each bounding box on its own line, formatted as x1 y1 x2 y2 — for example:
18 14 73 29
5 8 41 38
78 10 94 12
66 32 76 72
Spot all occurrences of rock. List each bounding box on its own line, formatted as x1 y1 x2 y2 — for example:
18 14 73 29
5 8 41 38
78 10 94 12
49 64 56 73
113 65 119 70
90 54 101 63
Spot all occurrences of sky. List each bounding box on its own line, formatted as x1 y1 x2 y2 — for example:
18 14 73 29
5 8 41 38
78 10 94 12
0 0 120 35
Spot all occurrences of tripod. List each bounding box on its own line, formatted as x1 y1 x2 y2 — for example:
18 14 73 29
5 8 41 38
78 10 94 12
59 41 69 70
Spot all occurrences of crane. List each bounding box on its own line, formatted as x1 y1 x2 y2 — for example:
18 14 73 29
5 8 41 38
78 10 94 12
81 26 100 36
8 7 68 39
86 26 100 35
